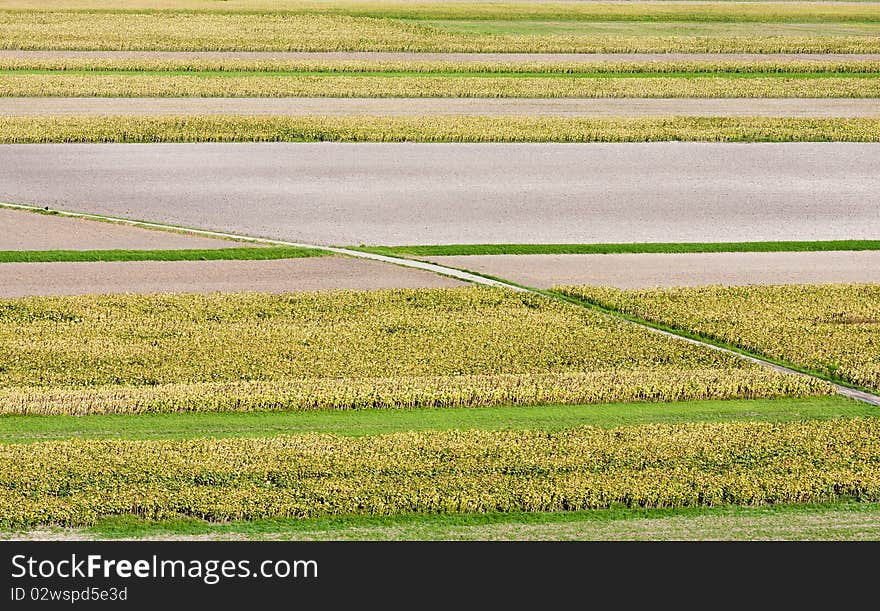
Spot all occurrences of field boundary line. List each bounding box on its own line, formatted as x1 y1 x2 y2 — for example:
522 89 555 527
2 200 877 407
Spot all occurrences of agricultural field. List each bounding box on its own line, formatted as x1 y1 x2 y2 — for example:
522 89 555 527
1 0 879 543
557 284 880 393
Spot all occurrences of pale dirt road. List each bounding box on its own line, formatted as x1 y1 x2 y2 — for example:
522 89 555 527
4 50 880 63
0 207 249 250
426 251 880 289
3 97 879 117
2 142 878 246
0 257 464 297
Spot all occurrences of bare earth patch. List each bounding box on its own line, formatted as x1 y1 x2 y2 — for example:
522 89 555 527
0 256 464 297
0 207 247 251
426 251 880 289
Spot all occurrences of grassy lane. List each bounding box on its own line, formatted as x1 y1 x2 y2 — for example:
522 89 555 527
0 397 867 444
7 72 880 98
354 241 880 258
63 501 880 541
5 116 880 143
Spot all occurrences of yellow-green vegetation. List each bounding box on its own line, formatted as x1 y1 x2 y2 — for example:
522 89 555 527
4 2 880 23
2 12 880 53
5 58 880 76
7 72 880 98
1 418 878 527
0 288 830 415
5 116 880 144
557 284 880 392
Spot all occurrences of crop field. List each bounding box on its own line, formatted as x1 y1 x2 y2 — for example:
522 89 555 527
5 116 880 143
0 288 830 415
2 418 879 528
3 11 880 53
7 72 880 99
3 1 880 543
557 284 880 393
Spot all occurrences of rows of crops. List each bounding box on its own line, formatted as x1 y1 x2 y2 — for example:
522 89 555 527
3 12 880 53
6 116 880 144
0 288 830 414
557 284 880 392
8 73 880 98
2 418 878 527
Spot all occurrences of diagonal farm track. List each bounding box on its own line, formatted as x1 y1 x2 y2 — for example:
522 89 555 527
4 200 878 407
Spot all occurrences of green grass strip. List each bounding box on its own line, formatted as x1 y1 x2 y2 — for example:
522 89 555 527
4 116 880 144
0 396 868 444
73 500 880 541
354 240 880 257
0 246 326 263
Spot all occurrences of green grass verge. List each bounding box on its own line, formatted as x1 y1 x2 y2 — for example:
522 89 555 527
5 116 880 144
0 397 868 444
353 240 880 258
0 246 326 264
35 500 880 541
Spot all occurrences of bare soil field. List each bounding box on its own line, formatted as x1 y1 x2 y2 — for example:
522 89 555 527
0 256 464 297
426 251 880 289
4 50 880 63
2 142 878 246
0 207 246 250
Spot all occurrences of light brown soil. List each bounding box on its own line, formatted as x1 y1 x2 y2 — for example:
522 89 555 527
0 256 465 297
3 50 880 63
0 207 246 250
426 250 880 289
3 97 879 117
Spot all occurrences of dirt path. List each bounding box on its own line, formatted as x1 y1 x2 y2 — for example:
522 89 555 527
4 50 880 63
4 97 879 117
426 251 880 289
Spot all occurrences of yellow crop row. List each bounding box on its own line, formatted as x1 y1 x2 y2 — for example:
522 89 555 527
0 369 829 416
557 284 880 392
0 288 831 413
4 2 880 23
6 73 880 98
1 418 878 527
4 116 880 144
1 13 879 53
4 59 880 75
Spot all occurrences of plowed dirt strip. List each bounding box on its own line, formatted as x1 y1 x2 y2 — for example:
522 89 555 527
426 251 880 289
0 257 464 297
3 51 880 62
3 142 878 246
0 207 247 250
